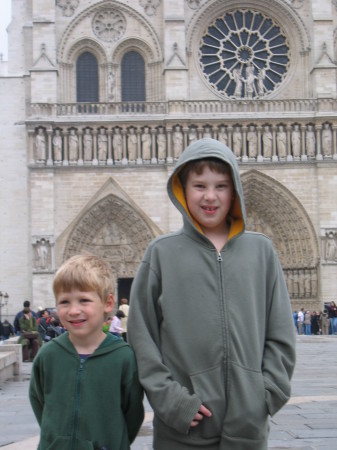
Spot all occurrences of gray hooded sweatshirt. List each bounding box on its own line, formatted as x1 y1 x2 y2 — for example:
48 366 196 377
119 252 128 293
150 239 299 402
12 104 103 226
128 138 296 450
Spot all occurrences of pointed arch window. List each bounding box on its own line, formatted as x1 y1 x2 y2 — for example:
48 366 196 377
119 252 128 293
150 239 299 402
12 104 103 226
121 51 145 101
76 51 99 102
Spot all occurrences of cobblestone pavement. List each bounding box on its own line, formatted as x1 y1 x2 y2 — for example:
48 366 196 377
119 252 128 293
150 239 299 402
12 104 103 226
0 335 336 449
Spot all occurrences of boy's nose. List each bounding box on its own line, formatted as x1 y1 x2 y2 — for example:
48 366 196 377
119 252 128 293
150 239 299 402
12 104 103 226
204 189 216 200
68 302 81 315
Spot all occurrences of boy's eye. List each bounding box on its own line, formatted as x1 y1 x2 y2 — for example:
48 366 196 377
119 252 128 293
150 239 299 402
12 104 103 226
58 299 69 305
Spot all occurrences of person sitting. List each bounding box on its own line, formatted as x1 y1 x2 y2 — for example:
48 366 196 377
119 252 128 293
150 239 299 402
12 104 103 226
18 304 42 361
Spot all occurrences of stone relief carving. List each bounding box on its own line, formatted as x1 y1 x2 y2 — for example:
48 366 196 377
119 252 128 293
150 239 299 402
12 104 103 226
141 127 152 161
63 195 156 278
33 237 53 272
56 0 79 17
68 129 79 163
92 9 126 42
322 230 337 263
139 0 161 16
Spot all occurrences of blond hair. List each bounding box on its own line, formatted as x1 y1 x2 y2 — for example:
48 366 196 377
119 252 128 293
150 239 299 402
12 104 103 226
53 254 115 303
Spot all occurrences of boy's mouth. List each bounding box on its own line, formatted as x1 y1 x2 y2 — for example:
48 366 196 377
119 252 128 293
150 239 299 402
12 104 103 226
69 319 86 326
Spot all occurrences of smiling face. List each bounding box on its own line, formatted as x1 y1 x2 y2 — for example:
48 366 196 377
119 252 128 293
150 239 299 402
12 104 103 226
56 289 114 346
184 165 234 236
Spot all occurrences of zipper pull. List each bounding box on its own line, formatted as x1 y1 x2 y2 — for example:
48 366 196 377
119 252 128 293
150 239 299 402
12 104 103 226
217 252 223 262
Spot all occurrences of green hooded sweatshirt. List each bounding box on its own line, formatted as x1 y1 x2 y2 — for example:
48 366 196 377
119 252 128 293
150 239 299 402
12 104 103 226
128 138 296 450
29 332 144 450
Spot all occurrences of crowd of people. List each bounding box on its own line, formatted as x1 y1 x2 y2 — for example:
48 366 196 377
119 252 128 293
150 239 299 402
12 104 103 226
293 301 337 335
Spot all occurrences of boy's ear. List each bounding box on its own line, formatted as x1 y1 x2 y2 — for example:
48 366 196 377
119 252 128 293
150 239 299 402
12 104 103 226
105 293 114 313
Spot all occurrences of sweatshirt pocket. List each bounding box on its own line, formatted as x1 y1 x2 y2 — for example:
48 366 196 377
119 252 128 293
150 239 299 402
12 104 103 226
190 364 226 439
223 362 269 440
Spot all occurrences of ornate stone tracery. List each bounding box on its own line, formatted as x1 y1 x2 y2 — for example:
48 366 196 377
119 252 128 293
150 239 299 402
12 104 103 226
92 9 127 42
199 9 290 98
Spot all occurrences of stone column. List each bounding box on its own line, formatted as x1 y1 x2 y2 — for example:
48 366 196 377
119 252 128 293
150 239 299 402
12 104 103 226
107 128 113 165
227 125 233 150
92 128 98 165
257 125 263 162
122 128 128 165
28 128 35 164
301 124 307 161
63 130 68 166
241 126 248 162
78 128 83 165
46 128 53 166
272 125 278 162
137 128 142 165
316 124 323 160
286 124 293 161
332 124 337 160
166 127 173 163
151 128 157 164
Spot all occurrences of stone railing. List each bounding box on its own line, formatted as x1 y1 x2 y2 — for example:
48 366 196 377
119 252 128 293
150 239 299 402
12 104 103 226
27 119 337 166
28 98 337 118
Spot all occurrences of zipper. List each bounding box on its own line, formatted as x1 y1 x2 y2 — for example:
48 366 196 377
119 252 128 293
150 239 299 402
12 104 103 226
217 251 223 262
72 357 85 450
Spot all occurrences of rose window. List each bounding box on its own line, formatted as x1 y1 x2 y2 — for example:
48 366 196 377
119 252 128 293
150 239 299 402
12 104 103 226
92 9 126 42
199 10 290 98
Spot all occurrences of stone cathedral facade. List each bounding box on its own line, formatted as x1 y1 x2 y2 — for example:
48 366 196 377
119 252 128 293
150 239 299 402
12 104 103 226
1 0 337 319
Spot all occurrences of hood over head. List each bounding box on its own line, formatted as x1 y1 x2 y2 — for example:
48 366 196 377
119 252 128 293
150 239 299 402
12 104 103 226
167 138 246 240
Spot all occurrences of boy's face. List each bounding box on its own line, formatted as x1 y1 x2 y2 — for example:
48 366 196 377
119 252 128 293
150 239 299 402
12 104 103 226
185 166 234 236
56 289 114 340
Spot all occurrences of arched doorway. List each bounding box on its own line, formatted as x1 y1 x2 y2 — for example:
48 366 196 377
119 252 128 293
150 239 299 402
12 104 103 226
241 170 320 309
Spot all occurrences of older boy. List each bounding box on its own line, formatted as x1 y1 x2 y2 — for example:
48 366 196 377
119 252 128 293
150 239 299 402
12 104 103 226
128 138 296 450
29 254 144 450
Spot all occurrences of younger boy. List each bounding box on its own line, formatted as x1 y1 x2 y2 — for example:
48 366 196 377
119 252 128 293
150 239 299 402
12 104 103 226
29 254 144 450
128 138 296 450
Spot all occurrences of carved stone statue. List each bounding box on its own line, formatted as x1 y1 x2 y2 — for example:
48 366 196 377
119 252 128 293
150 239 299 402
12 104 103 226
217 126 228 146
83 128 93 161
188 128 197 144
203 126 212 139
52 129 62 162
262 125 272 159
35 128 46 162
276 125 287 158
291 124 301 159
36 238 49 270
245 62 255 98
98 128 108 162
232 126 242 158
173 125 183 159
127 128 137 161
113 128 123 161
322 123 332 157
157 127 166 161
247 125 257 159
142 126 152 160
68 129 79 162
233 68 243 97
306 125 316 158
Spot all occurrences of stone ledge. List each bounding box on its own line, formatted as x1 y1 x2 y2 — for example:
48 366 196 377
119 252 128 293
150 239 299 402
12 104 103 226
0 350 16 382
0 342 22 378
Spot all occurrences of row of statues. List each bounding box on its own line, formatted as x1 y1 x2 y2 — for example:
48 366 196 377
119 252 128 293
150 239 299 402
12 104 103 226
283 268 318 299
34 122 337 164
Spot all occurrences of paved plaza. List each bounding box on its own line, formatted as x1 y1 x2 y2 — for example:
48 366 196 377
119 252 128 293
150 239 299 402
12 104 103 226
0 335 336 450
